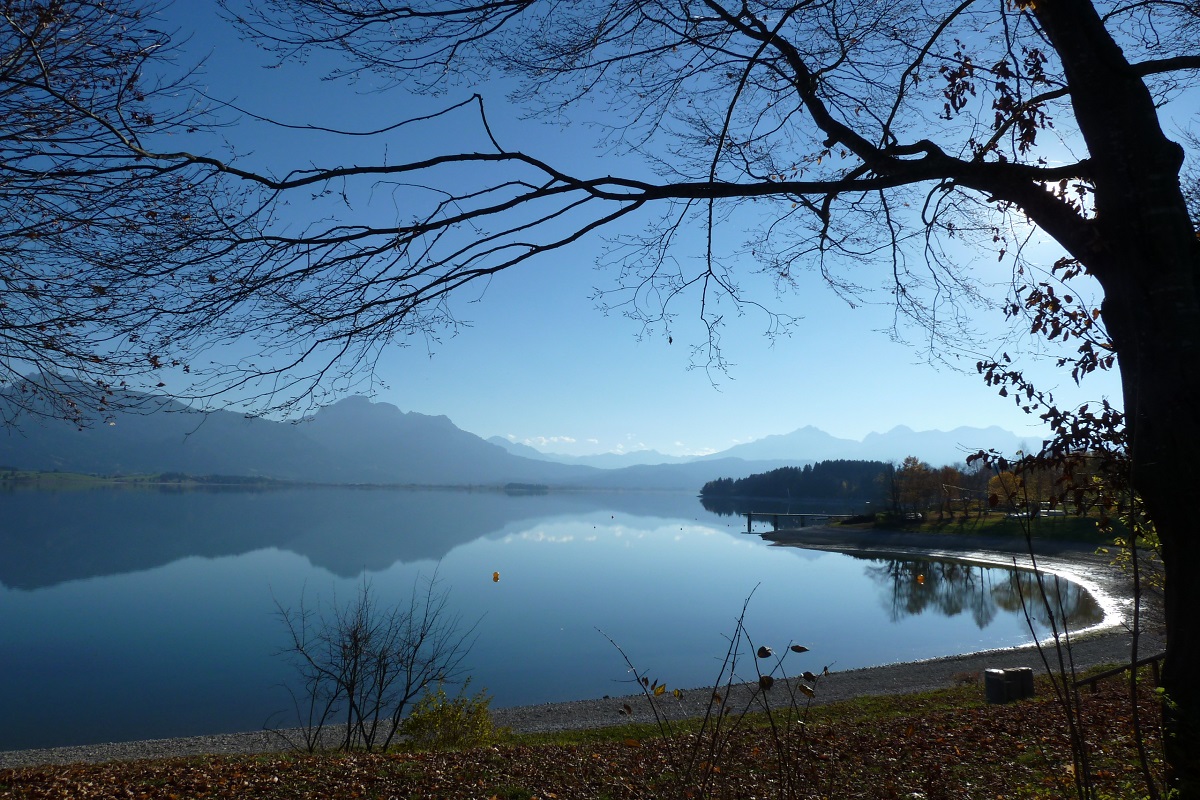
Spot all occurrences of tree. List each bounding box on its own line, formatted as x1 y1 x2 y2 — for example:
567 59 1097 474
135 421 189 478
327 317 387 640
895 455 936 514
0 0 268 424
935 464 965 521
272 574 477 753
213 2 1200 789
987 470 1023 507
9 0 1200 791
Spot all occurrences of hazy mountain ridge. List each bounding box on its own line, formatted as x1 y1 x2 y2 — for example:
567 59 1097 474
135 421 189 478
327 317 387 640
487 436 690 467
712 423 1030 466
1 390 1028 489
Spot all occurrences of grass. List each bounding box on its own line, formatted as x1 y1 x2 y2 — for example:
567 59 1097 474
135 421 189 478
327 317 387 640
0 669 1164 799
0 469 291 490
856 507 1124 546
0 470 117 488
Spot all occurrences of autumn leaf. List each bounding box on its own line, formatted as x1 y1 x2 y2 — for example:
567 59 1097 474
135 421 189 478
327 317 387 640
0 662 1161 799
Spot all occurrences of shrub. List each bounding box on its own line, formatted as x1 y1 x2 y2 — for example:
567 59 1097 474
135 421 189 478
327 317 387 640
400 680 506 750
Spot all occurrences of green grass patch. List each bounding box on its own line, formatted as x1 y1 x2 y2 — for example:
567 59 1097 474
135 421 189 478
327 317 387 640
910 509 1122 545
506 719 678 748
0 469 117 487
0 469 293 491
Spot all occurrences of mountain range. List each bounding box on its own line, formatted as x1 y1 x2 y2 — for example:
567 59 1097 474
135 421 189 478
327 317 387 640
489 422 1032 470
0 392 1032 491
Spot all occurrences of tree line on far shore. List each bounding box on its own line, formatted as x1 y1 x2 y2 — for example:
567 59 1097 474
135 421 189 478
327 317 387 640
700 459 893 505
699 456 1062 519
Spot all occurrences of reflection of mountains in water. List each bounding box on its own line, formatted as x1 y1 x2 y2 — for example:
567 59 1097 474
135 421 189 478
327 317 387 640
0 487 717 590
859 557 1104 631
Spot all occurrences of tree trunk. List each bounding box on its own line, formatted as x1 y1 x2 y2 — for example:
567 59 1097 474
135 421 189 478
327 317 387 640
1077 78 1199 798
1102 244 1200 798
1026 2 1200 793
1153 506 1200 800
1082 57 1200 800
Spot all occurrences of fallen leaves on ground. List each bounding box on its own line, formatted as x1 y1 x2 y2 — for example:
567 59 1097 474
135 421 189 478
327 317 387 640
0 679 1162 799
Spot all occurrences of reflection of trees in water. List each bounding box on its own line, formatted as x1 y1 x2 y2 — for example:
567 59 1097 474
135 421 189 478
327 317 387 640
992 570 1105 632
699 496 742 517
862 558 1104 633
865 559 1000 628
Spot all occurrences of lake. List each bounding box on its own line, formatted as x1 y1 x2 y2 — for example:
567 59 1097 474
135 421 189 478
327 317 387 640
0 486 1103 751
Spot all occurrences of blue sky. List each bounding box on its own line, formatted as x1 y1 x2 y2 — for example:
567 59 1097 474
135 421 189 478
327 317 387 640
160 2 1125 458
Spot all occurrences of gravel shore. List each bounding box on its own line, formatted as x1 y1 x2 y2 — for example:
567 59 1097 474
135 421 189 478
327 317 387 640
1 528 1164 770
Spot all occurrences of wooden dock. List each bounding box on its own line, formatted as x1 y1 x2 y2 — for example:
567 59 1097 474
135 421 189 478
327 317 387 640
744 511 854 532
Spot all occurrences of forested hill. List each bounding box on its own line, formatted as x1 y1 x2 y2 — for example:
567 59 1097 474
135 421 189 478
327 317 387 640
700 460 890 501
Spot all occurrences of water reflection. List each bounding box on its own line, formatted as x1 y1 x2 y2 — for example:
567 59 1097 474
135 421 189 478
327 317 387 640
700 495 865 517
860 557 1104 636
0 488 1111 751
0 486 728 589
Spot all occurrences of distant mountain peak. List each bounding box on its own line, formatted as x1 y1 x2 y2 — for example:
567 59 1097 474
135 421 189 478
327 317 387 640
320 395 399 414
338 394 373 407
880 424 915 435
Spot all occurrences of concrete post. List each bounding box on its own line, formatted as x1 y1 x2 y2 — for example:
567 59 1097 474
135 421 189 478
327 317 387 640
985 667 1035 703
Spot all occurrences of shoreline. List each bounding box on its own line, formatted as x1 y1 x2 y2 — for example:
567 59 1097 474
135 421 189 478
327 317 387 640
759 526 1151 635
1 528 1163 770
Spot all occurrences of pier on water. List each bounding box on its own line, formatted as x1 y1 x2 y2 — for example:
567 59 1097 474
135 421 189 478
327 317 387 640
744 512 855 533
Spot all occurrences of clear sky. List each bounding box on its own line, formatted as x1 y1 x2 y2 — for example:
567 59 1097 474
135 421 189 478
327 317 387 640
158 2 1125 458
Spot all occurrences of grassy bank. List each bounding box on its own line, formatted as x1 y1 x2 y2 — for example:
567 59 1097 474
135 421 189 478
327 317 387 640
0 469 117 488
0 470 291 490
855 509 1123 547
0 669 1163 799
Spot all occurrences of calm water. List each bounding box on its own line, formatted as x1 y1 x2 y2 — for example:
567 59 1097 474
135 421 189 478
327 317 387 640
0 486 1102 751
